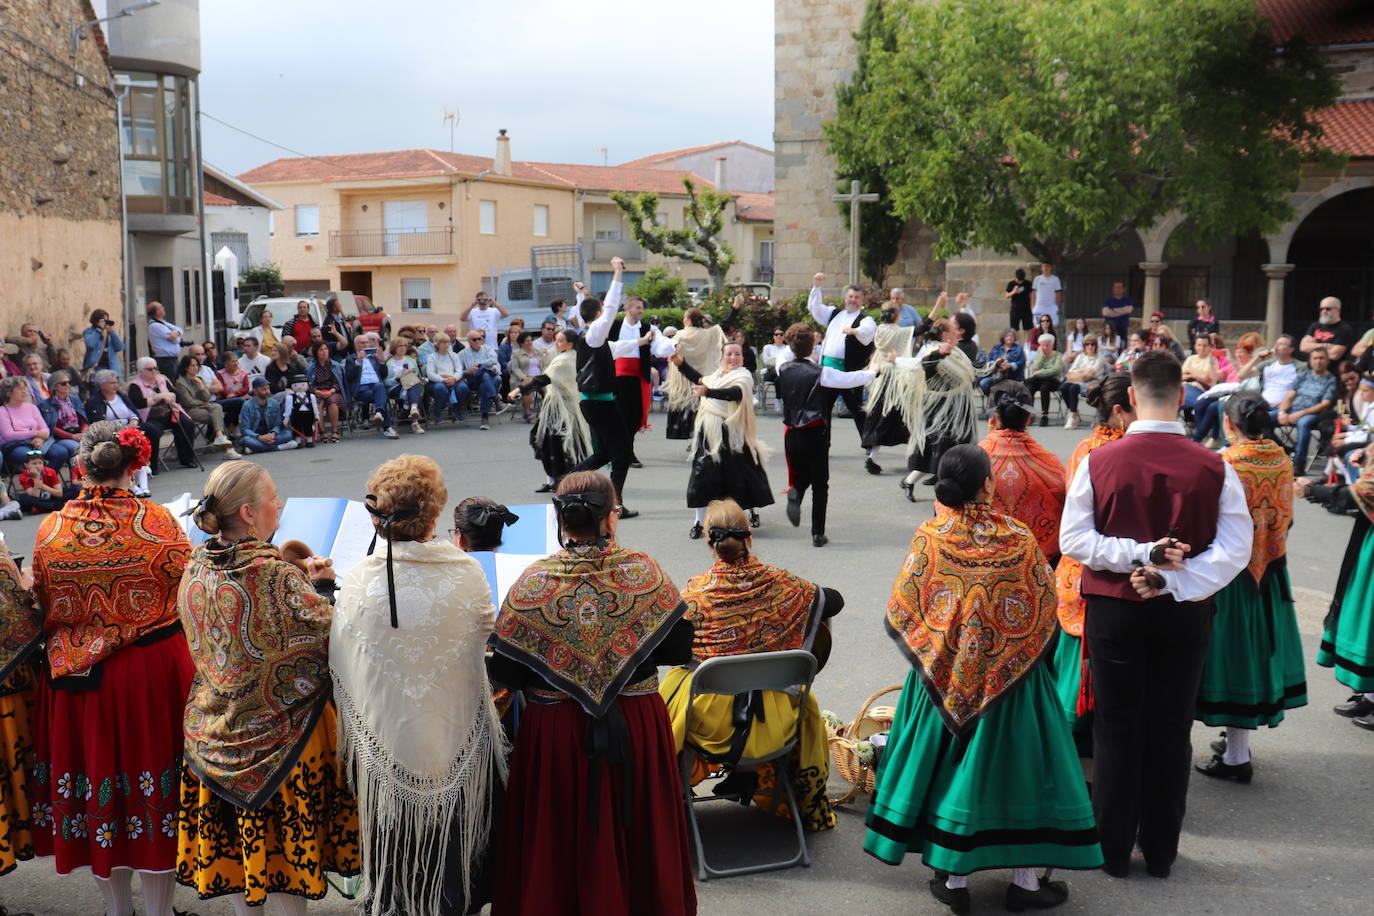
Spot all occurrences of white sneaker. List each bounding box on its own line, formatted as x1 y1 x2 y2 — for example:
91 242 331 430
409 404 420 420
224 448 243 460
1063 413 1078 430
278 439 300 451
211 433 232 447
479 420 490 430
383 427 400 440
372 411 384 426
411 421 425 435
0 502 21 521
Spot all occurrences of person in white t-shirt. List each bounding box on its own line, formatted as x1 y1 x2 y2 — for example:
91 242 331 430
1030 262 1063 330
461 292 509 341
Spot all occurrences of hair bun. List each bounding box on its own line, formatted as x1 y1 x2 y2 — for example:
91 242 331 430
90 440 124 470
934 478 967 507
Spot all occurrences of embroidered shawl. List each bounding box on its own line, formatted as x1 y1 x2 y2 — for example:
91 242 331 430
1054 425 1124 636
33 486 189 678
978 428 1068 560
693 366 769 465
886 502 1057 735
0 549 40 684
180 539 334 810
332 539 506 916
679 556 820 660
495 542 685 718
665 325 726 412
1223 437 1293 586
533 349 593 463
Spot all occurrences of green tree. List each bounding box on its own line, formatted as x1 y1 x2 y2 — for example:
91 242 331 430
627 265 691 310
240 261 282 286
611 177 737 288
825 0 1341 274
834 0 908 287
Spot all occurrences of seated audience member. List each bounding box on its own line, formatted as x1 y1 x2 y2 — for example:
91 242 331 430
498 320 525 390
1154 323 1187 361
237 376 300 453
981 328 1027 394
16 448 78 512
1181 335 1221 411
6 323 57 368
200 340 223 371
1096 321 1123 361
39 376 88 452
22 354 50 404
345 334 399 440
285 300 318 346
385 338 425 434
1064 317 1090 359
1210 333 1237 383
248 308 280 352
1300 296 1355 362
237 336 271 376
84 368 171 485
266 338 308 393
0 375 76 470
1024 333 1067 426
126 358 203 471
174 355 240 458
1274 345 1336 471
508 332 540 422
425 333 466 422
459 329 503 430
1027 313 1056 358
1187 298 1220 341
1060 337 1111 429
215 352 250 428
48 349 82 394
531 321 558 356
307 341 347 443
1114 331 1147 372
1143 310 1165 346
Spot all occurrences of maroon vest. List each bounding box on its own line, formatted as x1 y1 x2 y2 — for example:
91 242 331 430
1080 431 1224 602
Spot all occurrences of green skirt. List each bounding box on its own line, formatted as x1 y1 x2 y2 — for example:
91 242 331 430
1049 630 1087 733
1317 520 1374 692
1196 563 1307 728
864 666 1102 875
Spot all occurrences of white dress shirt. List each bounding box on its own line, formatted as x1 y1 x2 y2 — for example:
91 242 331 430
808 287 876 362
608 317 675 360
1059 419 1253 603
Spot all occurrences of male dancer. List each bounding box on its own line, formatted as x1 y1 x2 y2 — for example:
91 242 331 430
1060 351 1252 879
808 272 876 438
777 322 874 547
572 257 639 517
609 294 671 466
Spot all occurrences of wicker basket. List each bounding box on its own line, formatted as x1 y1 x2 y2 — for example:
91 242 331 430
826 684 902 805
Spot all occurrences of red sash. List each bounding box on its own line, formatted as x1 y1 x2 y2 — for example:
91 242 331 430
615 357 651 430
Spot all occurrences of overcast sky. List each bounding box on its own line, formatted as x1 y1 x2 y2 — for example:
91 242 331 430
187 0 773 177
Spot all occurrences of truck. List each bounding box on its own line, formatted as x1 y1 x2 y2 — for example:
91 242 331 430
484 243 587 328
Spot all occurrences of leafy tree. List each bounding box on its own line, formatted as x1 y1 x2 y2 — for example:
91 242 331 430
825 0 1341 274
611 177 737 288
240 262 282 286
834 0 908 287
627 265 691 310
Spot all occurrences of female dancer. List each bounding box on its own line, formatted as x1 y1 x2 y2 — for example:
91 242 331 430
898 319 979 502
976 381 1067 563
861 307 916 475
507 328 593 493
663 307 727 441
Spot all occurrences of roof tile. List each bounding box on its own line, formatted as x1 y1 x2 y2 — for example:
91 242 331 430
1260 0 1374 45
203 190 237 207
1316 99 1374 158
732 191 775 221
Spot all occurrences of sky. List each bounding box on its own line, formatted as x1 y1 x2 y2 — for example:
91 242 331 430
186 0 775 177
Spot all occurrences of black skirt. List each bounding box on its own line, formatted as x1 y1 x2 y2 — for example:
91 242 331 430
665 406 695 440
530 425 578 480
861 399 910 449
686 441 775 510
908 433 963 475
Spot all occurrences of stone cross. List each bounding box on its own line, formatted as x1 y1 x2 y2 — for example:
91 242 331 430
832 179 880 287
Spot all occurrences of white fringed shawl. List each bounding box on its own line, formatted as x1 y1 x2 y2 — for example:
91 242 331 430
865 324 916 415
896 345 978 456
331 539 507 916
693 366 769 465
665 325 726 412
533 349 592 463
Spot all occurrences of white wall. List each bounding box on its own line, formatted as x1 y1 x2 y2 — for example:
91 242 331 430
205 205 273 267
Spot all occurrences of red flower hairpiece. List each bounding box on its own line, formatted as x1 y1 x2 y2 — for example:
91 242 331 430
116 427 152 472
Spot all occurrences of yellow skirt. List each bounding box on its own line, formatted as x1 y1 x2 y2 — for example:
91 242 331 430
660 666 835 832
175 703 361 904
0 664 36 876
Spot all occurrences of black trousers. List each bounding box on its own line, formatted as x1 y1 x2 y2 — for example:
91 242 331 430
784 424 829 535
154 356 179 380
1085 595 1213 870
575 398 633 504
1025 375 1060 412
819 385 865 440
613 374 644 460
142 415 197 470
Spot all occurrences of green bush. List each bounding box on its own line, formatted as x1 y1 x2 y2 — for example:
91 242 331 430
626 266 691 310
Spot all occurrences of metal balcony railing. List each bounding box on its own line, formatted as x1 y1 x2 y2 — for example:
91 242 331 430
582 238 646 262
329 228 454 258
753 265 775 283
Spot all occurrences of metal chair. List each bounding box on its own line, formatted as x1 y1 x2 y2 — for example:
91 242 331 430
679 649 817 880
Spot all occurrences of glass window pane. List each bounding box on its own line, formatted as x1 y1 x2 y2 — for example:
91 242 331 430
123 159 163 196
479 200 496 235
295 205 320 237
401 278 432 311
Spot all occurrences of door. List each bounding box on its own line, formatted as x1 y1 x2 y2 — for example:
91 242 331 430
340 270 373 300
382 200 428 256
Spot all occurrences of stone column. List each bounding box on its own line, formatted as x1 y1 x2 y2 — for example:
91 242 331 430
1138 262 1167 317
1261 263 1294 344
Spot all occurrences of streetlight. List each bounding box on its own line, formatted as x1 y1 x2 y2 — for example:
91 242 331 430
71 0 161 57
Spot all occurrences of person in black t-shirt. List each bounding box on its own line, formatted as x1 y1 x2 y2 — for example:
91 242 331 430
1005 268 1033 331
1300 296 1355 362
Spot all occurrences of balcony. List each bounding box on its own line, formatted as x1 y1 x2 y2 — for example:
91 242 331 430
328 228 455 263
753 265 775 283
582 238 646 263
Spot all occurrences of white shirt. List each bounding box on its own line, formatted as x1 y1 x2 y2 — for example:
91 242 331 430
239 353 271 376
532 336 557 355
1059 419 1253 603
808 287 876 361
1031 274 1062 324
1260 360 1298 407
147 318 183 357
196 364 219 392
582 281 625 349
609 317 672 360
467 307 500 340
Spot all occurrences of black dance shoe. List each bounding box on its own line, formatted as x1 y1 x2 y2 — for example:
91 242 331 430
900 479 916 503
630 458 643 469
618 507 639 519
1005 878 1069 911
749 510 761 528
1334 693 1374 718
1195 755 1253 783
535 482 556 493
1353 712 1374 731
1039 413 1050 427
689 523 704 539
865 458 882 475
1144 860 1171 879
785 489 801 527
927 877 971 915
1101 860 1130 878
812 534 828 548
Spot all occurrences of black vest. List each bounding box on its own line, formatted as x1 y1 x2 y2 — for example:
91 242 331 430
777 359 827 429
608 318 652 379
830 308 875 371
576 334 616 395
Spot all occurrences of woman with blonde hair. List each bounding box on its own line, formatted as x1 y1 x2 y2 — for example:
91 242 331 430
177 461 359 915
333 455 506 915
660 498 844 832
663 305 728 440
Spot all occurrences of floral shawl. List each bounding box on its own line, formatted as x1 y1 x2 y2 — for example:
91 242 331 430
886 502 1057 736
679 556 820 660
0 548 40 685
1054 425 1124 636
977 427 1068 560
1223 437 1293 586
494 542 685 718
34 487 189 678
180 539 334 810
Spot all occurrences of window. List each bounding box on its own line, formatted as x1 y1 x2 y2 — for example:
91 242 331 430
654 211 668 227
533 204 549 237
120 72 195 215
401 278 432 311
295 205 320 237
759 239 775 267
479 200 497 235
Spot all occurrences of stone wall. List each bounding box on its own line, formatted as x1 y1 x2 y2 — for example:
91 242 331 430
0 0 122 345
1328 45 1374 99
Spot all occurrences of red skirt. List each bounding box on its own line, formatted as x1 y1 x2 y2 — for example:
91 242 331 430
492 693 696 916
30 633 194 876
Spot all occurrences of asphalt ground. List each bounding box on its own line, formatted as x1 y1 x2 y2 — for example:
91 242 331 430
2 405 1371 914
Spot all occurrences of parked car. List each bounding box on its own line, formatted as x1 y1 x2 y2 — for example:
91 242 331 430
236 296 330 341
352 296 390 343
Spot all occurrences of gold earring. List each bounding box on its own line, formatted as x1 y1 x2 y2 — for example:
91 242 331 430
247 525 260 541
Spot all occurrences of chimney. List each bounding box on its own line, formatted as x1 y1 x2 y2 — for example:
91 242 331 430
494 129 512 177
713 156 727 191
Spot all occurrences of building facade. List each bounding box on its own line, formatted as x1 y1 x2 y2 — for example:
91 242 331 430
620 140 776 193
203 162 280 271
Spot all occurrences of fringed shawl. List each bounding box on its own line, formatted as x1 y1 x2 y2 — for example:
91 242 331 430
1223 438 1294 587
494 542 685 718
665 325 726 412
865 325 916 416
978 428 1068 560
180 539 334 810
0 551 40 684
331 539 506 916
886 502 1057 736
902 347 978 457
1054 425 1124 635
693 367 769 465
679 556 820 660
534 349 592 463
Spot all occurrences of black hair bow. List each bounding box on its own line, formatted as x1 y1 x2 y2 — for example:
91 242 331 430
552 492 609 549
181 493 215 518
468 503 520 528
707 525 750 547
364 494 421 629
1236 395 1273 431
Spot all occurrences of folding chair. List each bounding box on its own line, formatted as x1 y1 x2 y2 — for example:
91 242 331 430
679 650 817 880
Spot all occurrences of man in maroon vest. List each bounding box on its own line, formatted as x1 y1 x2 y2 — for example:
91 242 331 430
1060 351 1252 879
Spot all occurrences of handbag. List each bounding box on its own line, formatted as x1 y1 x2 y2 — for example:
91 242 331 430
398 368 421 390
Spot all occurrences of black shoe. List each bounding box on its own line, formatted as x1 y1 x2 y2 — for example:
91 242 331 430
1006 879 1069 911
1334 693 1374 718
927 877 971 915
303 439 315 448
1144 861 1172 879
813 534 828 548
535 482 556 493
864 458 882 475
1353 712 1374 731
785 489 800 527
749 510 761 528
1195 755 1253 783
618 507 639 519
1101 860 1130 878
630 459 643 469
900 479 916 503
689 523 704 539
1039 413 1050 427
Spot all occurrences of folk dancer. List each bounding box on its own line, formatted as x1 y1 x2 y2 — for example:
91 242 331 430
609 292 673 466
508 328 593 493
895 317 979 501
0 544 39 891
861 307 916 475
808 272 876 441
663 301 737 442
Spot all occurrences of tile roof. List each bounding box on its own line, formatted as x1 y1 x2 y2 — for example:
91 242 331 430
618 141 748 168
1315 99 1374 158
1260 0 1374 45
732 191 775 221
237 149 568 186
523 162 714 195
203 191 237 207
